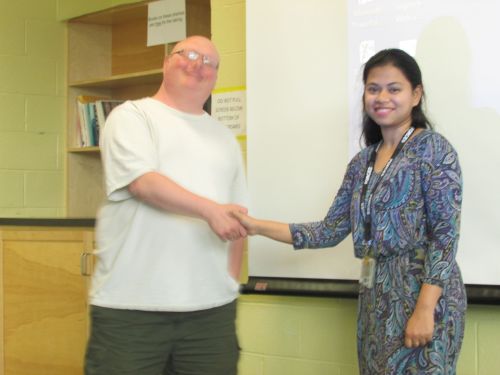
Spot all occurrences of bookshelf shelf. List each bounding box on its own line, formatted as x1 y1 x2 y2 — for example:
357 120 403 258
65 0 211 218
68 69 163 89
67 147 100 153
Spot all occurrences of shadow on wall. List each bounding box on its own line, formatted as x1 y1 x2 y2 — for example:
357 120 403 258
416 16 500 284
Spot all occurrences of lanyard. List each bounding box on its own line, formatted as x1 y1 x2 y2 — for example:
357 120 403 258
360 127 415 242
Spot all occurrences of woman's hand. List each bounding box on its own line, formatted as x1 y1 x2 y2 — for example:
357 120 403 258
231 211 259 235
231 211 293 244
404 283 441 348
404 306 435 348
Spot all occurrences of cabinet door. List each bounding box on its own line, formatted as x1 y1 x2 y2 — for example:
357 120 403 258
0 228 92 375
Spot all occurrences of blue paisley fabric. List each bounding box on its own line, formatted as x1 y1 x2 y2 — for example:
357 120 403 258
290 130 466 374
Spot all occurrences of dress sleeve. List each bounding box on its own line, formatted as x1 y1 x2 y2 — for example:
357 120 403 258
289 155 359 249
420 134 463 287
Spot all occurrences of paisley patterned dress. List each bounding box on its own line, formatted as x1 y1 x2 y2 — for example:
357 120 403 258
290 130 466 374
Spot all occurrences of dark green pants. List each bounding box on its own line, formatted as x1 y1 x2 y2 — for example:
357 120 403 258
84 301 239 375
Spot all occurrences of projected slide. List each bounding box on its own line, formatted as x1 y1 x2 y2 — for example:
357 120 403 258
247 0 500 285
347 0 500 284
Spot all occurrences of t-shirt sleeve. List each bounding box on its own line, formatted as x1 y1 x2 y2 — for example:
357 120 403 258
100 102 157 201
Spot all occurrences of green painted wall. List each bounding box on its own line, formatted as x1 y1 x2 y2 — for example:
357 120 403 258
56 0 139 20
0 0 142 217
236 294 500 375
0 0 65 217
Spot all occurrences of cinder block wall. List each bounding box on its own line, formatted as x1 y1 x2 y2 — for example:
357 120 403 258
0 0 65 217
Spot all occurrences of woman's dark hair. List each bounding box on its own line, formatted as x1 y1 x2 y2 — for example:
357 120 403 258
360 48 433 146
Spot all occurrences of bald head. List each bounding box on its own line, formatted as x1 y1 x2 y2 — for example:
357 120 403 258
172 36 220 69
154 35 220 114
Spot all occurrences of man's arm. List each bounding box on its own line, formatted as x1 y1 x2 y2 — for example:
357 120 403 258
128 171 247 241
228 238 245 281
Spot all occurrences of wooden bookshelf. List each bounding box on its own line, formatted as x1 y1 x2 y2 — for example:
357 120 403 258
65 0 211 217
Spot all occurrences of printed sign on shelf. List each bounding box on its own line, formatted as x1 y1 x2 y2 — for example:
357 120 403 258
212 88 246 136
147 0 186 46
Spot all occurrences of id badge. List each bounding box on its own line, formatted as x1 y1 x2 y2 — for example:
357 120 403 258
359 256 376 289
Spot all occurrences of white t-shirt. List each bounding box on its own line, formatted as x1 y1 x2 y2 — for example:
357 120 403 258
90 98 248 311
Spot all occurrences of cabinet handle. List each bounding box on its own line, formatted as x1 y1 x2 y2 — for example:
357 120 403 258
80 252 93 276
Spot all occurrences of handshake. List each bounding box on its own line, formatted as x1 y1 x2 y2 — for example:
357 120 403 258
205 202 290 244
206 203 257 242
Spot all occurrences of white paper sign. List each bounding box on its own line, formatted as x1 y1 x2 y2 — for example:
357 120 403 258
212 89 246 135
147 0 186 47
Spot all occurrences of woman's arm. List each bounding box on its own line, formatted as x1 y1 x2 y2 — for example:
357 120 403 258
406 134 463 347
420 134 462 287
232 211 292 244
233 153 364 249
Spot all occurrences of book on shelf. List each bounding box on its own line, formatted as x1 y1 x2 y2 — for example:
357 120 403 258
95 99 125 133
87 102 98 145
76 95 104 147
75 96 124 148
74 106 83 147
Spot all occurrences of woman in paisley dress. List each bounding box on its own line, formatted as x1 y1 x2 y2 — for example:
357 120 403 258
234 49 466 374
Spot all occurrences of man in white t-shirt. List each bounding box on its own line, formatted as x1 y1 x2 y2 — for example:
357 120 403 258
84 36 248 375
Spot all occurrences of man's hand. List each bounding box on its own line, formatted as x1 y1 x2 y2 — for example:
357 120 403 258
231 211 259 236
205 203 248 241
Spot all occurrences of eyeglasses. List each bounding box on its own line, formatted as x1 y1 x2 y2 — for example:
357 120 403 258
171 49 218 69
